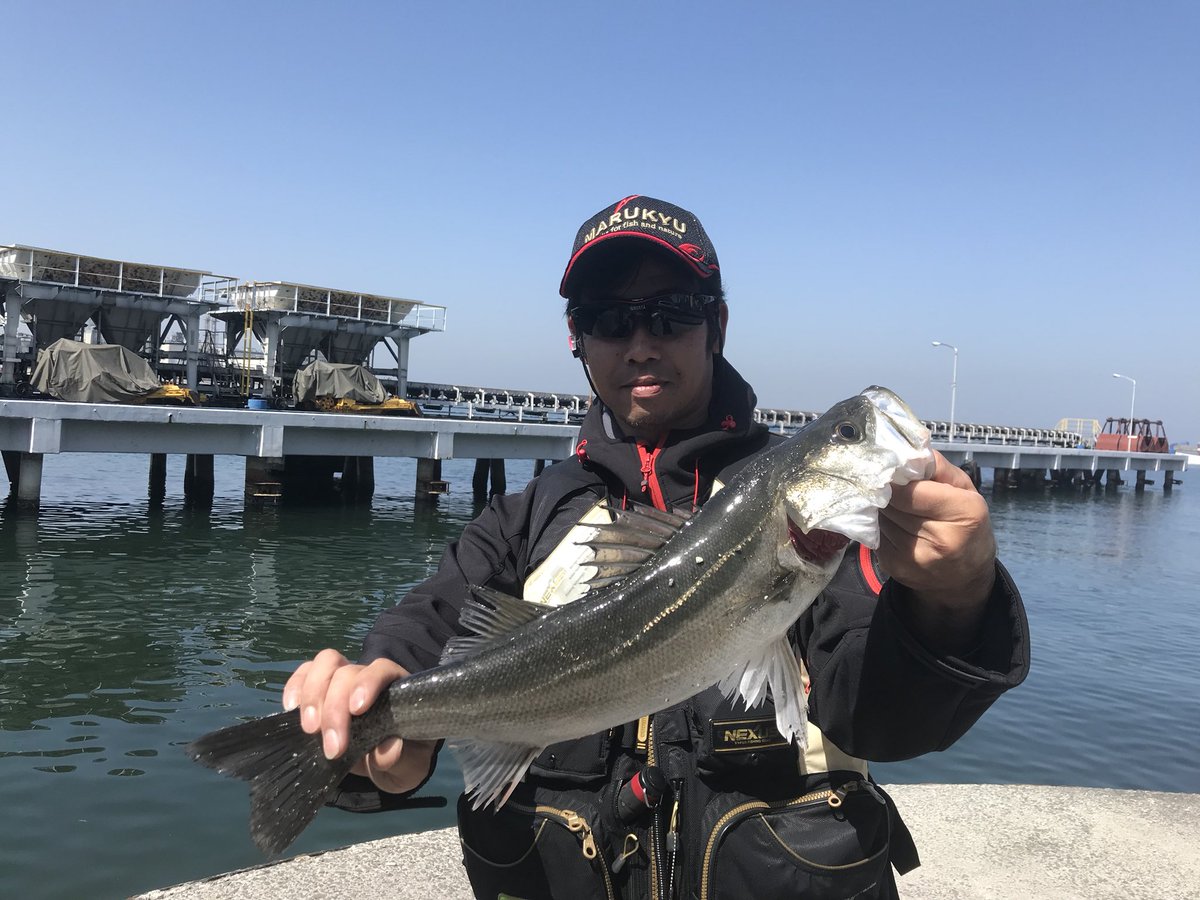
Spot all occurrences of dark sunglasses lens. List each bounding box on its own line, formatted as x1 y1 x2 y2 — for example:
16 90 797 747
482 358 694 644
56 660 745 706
573 295 712 339
590 307 635 339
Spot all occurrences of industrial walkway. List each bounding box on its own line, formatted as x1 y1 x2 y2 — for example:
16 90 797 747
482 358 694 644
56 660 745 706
137 784 1200 900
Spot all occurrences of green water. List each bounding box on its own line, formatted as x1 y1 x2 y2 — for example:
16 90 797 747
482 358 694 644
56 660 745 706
1 454 496 898
2 452 1199 898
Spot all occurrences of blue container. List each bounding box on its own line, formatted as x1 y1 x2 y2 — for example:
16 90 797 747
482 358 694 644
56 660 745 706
247 399 270 410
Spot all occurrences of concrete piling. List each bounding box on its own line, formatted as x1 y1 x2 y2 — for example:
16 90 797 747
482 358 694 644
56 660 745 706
149 454 167 505
471 458 508 501
245 456 284 505
416 457 447 504
472 458 489 501
15 452 43 508
339 456 375 503
184 454 215 508
2 449 20 496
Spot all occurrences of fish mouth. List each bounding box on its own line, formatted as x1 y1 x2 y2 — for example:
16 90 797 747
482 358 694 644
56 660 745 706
787 516 851 564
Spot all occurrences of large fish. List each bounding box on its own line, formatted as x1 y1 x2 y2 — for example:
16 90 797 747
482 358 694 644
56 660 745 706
188 385 934 855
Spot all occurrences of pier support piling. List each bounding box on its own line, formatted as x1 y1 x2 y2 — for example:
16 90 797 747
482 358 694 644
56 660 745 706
245 456 284 505
416 457 447 504
340 456 375 503
15 452 43 508
472 458 508 501
148 454 167 505
184 454 214 508
357 456 375 498
534 459 546 477
3 449 20 495
472 458 489 501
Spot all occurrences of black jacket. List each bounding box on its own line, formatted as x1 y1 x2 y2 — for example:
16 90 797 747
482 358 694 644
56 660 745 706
359 357 1030 899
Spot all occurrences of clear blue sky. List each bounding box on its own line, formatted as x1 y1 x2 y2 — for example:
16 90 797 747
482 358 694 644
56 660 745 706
5 2 1197 442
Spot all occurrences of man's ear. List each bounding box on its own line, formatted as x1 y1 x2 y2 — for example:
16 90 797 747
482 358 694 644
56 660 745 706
567 315 585 359
713 302 729 354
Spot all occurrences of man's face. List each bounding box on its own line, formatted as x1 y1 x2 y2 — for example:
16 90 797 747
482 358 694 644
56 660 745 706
569 254 727 443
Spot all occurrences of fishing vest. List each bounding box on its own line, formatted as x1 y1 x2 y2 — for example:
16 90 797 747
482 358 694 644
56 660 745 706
456 460 916 900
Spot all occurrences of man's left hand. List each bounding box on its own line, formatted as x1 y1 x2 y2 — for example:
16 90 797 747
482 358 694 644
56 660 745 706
877 450 997 653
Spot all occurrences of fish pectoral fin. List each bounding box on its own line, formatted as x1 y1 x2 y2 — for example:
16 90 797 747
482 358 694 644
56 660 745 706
442 585 550 665
449 738 542 810
583 502 687 553
571 502 689 590
717 636 809 749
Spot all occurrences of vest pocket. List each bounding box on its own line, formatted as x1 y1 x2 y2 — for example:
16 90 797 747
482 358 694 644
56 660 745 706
457 793 615 900
698 778 892 900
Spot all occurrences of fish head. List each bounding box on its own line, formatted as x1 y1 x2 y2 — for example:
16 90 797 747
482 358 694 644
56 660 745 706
777 385 935 567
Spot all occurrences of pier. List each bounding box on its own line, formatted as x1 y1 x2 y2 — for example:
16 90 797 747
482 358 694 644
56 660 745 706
1 241 1187 509
0 399 576 508
0 395 1186 509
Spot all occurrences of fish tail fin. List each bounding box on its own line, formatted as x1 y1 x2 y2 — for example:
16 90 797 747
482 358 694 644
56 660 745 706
186 709 354 855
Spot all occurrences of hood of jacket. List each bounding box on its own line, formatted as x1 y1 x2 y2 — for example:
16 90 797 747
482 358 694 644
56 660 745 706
572 356 774 511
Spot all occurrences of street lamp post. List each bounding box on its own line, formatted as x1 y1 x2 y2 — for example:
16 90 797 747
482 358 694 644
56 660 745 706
931 341 958 441
1112 373 1136 451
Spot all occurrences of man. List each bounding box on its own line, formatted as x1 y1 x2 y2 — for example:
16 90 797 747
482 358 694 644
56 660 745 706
285 195 1029 898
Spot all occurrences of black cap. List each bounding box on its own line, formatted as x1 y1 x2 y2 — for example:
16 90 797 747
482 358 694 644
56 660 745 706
559 195 720 299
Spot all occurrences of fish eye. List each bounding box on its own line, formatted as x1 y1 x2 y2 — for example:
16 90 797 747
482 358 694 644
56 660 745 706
833 421 861 442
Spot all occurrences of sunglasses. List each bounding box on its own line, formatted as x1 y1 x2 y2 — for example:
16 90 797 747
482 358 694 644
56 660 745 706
570 293 717 340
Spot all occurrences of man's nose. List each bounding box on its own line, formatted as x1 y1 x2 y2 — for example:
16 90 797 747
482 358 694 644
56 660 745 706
622 321 662 361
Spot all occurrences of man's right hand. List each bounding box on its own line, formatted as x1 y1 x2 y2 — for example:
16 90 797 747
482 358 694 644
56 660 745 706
282 649 437 795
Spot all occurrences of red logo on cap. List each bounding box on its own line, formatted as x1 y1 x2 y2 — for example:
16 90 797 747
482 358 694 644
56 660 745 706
679 243 706 263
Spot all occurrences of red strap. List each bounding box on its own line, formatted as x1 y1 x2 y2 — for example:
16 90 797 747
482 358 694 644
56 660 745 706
858 544 884 595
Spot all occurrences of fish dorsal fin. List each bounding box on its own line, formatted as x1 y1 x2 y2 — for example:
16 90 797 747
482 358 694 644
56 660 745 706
440 584 548 666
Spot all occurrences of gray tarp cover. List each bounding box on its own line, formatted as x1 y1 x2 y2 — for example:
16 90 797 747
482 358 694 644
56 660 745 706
293 361 388 404
32 338 162 402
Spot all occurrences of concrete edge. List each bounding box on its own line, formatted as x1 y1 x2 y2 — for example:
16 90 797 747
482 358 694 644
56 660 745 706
136 784 1200 900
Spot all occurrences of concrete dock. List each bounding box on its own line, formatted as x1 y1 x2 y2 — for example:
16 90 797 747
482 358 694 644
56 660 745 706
137 784 1200 899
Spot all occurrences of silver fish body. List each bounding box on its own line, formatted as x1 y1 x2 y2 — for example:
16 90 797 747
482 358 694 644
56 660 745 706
187 385 933 854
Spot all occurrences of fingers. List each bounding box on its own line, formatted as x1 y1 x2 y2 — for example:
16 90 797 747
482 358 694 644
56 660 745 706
877 453 996 605
926 450 977 489
283 648 355 759
887 453 979 517
282 651 411 762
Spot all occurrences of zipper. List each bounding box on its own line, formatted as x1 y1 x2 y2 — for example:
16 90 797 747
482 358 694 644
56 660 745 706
664 780 682 900
636 440 668 510
635 715 650 754
514 803 614 900
646 717 662 900
698 786 849 900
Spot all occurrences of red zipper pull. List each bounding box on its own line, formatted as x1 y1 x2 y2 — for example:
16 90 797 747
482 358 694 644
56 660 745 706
638 443 654 495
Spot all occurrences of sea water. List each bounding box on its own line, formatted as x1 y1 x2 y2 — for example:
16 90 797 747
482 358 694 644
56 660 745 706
1 453 1197 897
